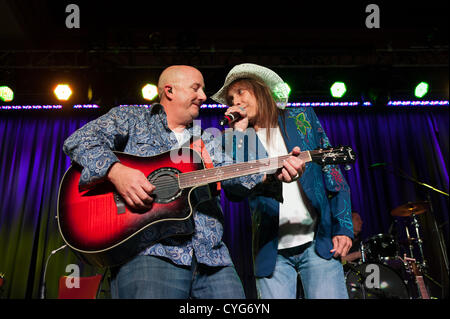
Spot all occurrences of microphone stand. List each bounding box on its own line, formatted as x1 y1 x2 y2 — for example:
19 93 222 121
378 164 449 294
40 244 67 299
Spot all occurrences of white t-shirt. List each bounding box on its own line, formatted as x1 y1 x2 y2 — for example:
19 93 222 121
256 127 316 250
172 130 190 146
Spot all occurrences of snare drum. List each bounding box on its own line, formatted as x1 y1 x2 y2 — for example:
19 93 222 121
363 234 400 263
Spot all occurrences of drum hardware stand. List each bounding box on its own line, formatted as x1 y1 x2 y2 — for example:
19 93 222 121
360 241 366 263
411 213 427 269
404 226 415 259
380 164 449 285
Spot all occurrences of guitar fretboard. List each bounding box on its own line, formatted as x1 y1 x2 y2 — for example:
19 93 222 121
178 151 313 188
416 276 430 299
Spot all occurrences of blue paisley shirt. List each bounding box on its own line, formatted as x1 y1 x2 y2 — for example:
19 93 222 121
63 104 263 267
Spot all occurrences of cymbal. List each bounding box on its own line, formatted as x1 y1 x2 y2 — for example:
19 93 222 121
391 201 429 217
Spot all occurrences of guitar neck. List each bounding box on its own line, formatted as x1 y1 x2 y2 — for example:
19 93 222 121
179 151 313 188
405 257 430 299
416 276 430 299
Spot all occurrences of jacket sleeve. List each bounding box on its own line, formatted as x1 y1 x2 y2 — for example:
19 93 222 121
205 128 266 202
62 106 130 190
306 108 354 238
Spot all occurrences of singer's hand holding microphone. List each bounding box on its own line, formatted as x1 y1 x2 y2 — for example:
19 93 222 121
220 106 305 183
220 105 248 131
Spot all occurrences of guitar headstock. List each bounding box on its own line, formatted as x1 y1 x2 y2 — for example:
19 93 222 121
404 256 421 276
311 145 356 166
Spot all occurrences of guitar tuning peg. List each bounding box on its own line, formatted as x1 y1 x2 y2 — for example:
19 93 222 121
344 165 352 171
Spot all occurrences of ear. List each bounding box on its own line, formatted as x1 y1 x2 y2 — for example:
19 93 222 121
164 85 173 99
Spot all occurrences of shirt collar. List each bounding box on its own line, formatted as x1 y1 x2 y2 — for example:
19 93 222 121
150 103 195 131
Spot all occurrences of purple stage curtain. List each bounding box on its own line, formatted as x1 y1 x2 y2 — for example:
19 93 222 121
0 113 97 299
0 108 448 299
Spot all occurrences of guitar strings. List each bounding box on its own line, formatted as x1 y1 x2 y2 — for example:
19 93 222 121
179 148 338 180
146 149 343 189
177 149 321 182
146 157 285 189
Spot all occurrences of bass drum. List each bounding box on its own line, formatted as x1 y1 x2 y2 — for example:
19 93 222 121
345 263 410 299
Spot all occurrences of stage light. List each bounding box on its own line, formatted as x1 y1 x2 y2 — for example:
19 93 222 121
0 86 14 102
87 85 93 101
54 84 72 101
273 82 291 100
142 84 158 101
414 82 429 98
330 82 347 98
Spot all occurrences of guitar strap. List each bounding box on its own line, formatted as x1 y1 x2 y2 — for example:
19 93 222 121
190 137 221 192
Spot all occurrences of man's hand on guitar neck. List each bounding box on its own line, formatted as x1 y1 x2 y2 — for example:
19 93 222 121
107 162 155 210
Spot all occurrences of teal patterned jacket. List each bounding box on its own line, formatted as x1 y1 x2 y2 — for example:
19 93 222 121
222 107 354 277
63 104 263 267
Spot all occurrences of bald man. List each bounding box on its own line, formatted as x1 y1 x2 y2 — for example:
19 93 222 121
107 65 206 210
63 65 246 299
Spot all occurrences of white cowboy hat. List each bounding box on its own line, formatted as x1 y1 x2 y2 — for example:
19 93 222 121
211 63 291 109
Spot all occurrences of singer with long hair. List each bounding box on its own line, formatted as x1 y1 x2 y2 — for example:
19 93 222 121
213 63 354 299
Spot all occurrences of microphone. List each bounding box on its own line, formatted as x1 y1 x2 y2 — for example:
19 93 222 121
369 162 387 169
220 112 242 126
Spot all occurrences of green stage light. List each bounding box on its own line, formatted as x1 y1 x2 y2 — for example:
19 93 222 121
0 86 14 102
414 82 429 98
330 82 347 98
142 84 158 101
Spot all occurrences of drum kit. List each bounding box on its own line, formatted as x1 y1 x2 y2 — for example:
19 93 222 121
345 201 435 299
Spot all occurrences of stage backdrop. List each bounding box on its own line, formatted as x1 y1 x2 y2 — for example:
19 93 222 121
0 107 448 299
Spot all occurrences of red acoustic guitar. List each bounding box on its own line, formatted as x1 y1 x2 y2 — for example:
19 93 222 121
57 146 356 268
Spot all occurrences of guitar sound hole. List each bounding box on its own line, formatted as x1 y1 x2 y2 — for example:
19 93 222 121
147 167 182 204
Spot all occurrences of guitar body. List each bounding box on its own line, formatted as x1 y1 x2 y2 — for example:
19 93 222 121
57 145 356 268
57 148 211 268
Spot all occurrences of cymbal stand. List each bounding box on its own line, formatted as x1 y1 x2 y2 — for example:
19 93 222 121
360 241 366 263
411 213 427 270
404 226 415 259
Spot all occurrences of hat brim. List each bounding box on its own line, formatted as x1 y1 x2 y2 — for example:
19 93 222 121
211 63 289 108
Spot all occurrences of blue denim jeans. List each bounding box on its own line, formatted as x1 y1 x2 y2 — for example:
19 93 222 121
110 255 245 299
256 241 349 299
